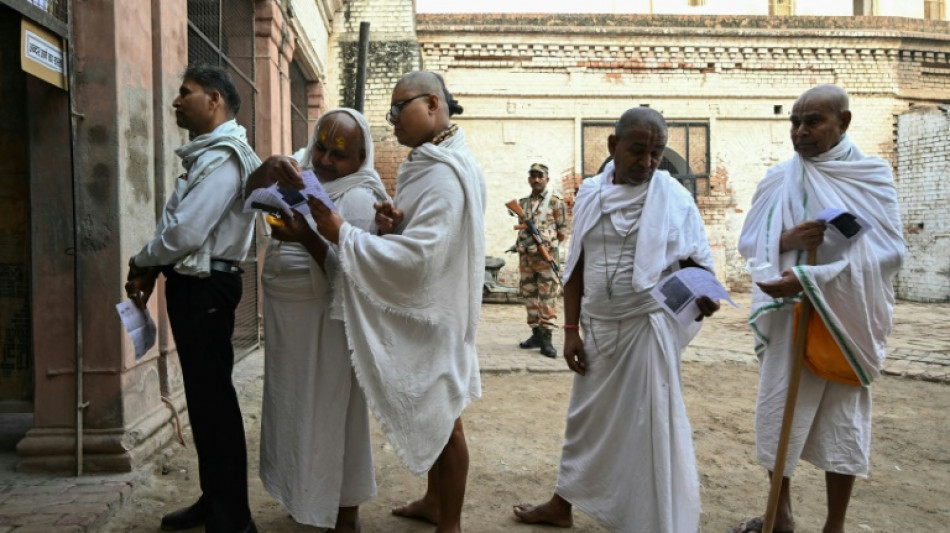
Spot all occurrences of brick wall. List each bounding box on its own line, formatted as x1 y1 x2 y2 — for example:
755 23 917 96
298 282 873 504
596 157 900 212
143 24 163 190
896 105 950 302
328 0 421 188
414 13 950 288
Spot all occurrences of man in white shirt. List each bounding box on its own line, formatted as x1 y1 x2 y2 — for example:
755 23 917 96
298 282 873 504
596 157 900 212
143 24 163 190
125 65 260 533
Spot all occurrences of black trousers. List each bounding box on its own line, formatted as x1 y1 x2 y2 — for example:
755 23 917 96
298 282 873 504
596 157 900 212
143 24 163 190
164 268 250 531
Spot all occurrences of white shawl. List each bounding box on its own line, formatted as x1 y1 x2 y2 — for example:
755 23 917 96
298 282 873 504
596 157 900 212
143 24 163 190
336 128 486 474
565 161 714 287
173 119 261 277
738 135 905 385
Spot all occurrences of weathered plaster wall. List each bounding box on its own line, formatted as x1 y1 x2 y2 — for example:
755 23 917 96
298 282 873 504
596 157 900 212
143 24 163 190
289 0 341 82
415 13 950 288
896 105 950 301
459 118 575 265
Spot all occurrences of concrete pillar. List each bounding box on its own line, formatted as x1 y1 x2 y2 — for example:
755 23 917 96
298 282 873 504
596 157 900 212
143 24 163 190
17 0 188 473
255 0 296 158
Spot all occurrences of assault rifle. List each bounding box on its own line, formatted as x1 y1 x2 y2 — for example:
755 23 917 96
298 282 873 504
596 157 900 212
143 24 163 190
506 199 562 284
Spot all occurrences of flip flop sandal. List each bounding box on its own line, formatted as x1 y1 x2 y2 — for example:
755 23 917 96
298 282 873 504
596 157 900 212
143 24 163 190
732 516 794 533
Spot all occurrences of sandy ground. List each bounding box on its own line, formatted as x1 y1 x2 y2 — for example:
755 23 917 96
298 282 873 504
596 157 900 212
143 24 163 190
103 360 949 532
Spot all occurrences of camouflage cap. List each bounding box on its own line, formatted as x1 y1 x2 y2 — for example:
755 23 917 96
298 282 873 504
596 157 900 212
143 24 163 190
529 163 549 176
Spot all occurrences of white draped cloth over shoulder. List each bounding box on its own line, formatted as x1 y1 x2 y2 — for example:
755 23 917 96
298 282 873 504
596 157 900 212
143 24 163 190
556 163 713 532
259 108 389 527
335 127 486 474
738 135 904 477
738 134 904 386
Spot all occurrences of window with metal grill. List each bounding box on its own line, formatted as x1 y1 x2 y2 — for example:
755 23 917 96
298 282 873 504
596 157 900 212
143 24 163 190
924 0 946 20
853 0 877 15
769 0 794 16
581 122 711 199
186 0 260 354
289 59 311 153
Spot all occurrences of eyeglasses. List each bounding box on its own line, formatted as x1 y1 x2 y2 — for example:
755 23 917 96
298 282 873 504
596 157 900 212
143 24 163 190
386 94 431 125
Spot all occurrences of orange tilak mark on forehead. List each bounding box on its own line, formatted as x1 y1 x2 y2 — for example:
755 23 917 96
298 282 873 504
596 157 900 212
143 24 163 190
334 136 346 151
318 129 329 142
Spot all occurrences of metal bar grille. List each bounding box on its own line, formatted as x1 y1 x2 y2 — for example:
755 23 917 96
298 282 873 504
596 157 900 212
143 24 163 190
187 0 259 354
289 59 310 153
26 0 66 22
581 121 710 199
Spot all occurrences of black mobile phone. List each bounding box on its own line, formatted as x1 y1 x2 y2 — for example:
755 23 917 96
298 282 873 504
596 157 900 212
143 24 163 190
829 213 861 239
250 201 280 216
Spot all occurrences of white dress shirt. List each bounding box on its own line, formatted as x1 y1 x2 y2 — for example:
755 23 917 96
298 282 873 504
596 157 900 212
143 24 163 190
133 157 254 268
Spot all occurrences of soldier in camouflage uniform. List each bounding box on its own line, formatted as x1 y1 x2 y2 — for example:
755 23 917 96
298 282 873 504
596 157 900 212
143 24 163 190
515 163 569 358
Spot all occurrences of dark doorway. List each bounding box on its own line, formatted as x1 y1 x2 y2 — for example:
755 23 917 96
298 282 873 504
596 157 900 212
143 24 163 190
0 6 34 412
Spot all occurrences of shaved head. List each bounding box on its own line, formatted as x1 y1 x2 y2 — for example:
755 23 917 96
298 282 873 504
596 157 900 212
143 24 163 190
616 107 668 139
397 71 450 118
790 84 852 157
796 84 850 114
609 107 668 185
390 70 464 147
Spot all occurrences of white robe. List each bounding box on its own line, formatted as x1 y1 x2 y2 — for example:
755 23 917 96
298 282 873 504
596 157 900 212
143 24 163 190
557 166 712 532
336 128 486 474
738 135 905 476
259 108 389 527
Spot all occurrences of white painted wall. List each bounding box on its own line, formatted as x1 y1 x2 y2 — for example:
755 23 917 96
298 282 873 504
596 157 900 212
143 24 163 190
416 0 946 18
459 118 575 261
795 0 853 16
290 0 340 79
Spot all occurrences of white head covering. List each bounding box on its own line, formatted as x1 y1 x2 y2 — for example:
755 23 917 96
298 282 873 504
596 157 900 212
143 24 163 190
299 107 389 202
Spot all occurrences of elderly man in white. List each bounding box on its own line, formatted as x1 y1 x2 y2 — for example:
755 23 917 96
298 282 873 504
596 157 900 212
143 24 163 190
513 107 721 533
733 84 905 533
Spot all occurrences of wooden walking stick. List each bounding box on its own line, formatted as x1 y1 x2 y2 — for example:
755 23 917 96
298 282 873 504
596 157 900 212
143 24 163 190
762 247 818 533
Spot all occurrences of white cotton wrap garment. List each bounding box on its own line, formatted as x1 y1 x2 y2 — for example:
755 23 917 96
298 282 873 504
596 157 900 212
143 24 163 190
335 128 486 474
565 161 714 287
738 135 905 385
556 163 714 532
259 108 386 527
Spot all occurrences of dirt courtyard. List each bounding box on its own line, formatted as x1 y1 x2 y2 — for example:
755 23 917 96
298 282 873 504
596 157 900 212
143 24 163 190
103 358 949 532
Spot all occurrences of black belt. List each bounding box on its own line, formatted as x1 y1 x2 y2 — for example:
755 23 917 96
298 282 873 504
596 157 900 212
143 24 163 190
210 259 242 274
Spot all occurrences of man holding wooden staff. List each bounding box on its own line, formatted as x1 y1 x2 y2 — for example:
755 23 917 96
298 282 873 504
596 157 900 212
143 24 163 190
734 85 905 533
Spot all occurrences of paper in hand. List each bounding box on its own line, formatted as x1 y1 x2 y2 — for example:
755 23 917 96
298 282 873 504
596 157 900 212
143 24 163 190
244 169 337 216
817 208 871 240
116 300 157 360
650 267 737 326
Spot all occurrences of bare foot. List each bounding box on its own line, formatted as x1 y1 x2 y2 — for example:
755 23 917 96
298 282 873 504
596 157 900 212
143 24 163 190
512 497 573 528
391 497 439 525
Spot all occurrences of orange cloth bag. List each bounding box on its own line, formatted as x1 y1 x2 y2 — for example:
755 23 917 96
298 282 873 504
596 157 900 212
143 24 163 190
793 303 860 386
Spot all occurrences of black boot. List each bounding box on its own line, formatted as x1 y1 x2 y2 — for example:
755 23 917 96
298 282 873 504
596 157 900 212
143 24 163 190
161 497 207 531
539 328 557 358
519 327 542 349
